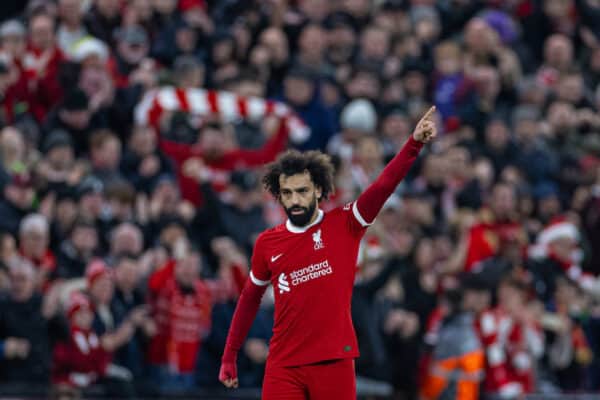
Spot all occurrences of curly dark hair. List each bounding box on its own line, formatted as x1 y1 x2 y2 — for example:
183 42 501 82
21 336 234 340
262 150 335 200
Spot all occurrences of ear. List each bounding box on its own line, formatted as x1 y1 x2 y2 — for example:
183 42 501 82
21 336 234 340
315 185 322 200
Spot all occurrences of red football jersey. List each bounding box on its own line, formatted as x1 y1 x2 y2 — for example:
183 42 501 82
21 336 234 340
250 201 371 367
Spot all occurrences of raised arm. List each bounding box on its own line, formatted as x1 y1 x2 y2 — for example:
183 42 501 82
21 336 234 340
356 106 437 224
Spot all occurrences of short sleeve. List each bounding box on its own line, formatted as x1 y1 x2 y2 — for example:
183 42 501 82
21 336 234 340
249 235 271 286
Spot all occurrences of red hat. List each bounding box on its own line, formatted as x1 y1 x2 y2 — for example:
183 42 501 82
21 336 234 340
85 259 113 287
529 216 579 259
179 0 204 12
537 216 579 246
67 292 91 319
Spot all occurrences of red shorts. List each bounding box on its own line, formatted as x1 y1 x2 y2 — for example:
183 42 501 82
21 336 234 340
262 358 356 400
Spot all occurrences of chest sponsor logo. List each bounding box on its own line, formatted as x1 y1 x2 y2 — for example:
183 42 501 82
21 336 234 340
312 228 324 250
278 272 290 293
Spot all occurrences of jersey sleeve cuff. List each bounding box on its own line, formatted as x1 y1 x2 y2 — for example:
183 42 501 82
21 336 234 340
249 271 270 286
352 201 373 227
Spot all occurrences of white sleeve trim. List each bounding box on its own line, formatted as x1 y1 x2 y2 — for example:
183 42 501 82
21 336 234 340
249 271 270 286
352 201 372 227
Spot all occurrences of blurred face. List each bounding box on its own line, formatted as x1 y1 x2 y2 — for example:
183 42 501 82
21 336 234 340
111 228 142 256
90 275 114 305
463 289 490 313
80 192 104 216
279 172 321 227
0 127 25 164
10 265 36 301
464 19 498 54
153 0 177 14
97 0 120 17
213 39 234 66
176 27 197 52
199 127 227 159
545 34 573 70
415 238 435 271
115 258 140 292
130 126 156 156
548 236 578 263
47 146 74 170
382 114 410 143
346 72 380 100
557 75 583 103
423 155 447 186
299 25 326 62
485 120 509 150
175 253 200 287
92 137 121 170
72 226 98 257
356 137 382 166
29 14 55 50
360 27 389 61
59 0 83 26
515 118 539 142
547 101 577 131
5 185 35 210
300 0 330 21
446 147 470 178
498 283 524 314
260 28 289 64
117 41 149 65
72 307 94 329
284 77 314 106
328 26 356 64
491 184 516 218
473 159 494 190
403 71 426 97
21 229 48 258
538 195 561 221
1 34 26 59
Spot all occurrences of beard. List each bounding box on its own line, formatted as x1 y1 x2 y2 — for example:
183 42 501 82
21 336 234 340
284 195 317 227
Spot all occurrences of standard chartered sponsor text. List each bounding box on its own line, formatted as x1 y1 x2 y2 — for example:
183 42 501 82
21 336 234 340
289 260 332 286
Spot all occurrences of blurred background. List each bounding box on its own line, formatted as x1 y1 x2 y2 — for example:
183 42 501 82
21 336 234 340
0 0 600 399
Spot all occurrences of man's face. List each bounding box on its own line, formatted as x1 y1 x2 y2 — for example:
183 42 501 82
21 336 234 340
279 172 321 226
29 15 54 50
175 253 200 287
284 77 314 106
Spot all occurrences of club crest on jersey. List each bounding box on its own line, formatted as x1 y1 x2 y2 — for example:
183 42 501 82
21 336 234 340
312 229 324 250
278 273 290 294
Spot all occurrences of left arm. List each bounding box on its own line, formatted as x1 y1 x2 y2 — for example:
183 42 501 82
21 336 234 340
355 107 436 224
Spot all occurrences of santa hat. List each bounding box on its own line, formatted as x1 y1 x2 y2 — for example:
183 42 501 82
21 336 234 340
537 216 579 247
67 292 92 319
85 259 113 287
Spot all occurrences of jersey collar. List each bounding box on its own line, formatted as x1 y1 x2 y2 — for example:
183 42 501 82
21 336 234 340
285 209 324 233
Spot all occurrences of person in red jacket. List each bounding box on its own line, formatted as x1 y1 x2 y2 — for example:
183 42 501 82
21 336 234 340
146 245 215 390
51 292 111 393
158 117 290 206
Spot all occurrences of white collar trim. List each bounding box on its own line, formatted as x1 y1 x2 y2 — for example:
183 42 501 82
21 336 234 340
285 209 324 233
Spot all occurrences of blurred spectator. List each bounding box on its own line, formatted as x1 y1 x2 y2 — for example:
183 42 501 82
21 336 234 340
0 258 65 384
147 247 216 391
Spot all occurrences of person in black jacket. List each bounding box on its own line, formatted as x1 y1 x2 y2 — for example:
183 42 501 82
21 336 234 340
0 258 66 388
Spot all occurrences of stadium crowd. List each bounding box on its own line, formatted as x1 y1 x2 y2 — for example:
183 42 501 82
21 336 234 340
0 0 599 399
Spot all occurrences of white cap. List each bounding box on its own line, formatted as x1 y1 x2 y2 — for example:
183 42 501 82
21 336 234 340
71 36 109 63
340 99 377 133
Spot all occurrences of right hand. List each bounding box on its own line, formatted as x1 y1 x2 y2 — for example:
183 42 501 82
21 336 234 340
219 359 239 388
4 337 30 359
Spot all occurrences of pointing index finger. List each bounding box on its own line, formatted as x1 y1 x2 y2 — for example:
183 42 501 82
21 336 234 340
420 105 436 122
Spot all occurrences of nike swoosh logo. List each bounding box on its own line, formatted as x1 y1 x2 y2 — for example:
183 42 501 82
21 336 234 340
271 253 283 262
